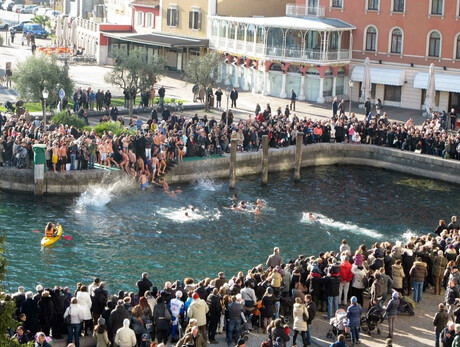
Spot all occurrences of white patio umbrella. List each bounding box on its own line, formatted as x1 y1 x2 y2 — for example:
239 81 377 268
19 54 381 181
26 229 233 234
63 17 70 46
424 63 436 114
55 16 62 46
361 57 372 102
70 19 78 50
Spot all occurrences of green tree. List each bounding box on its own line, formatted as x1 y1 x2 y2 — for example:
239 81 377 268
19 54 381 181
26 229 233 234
12 54 74 109
104 48 166 117
182 52 220 112
0 234 19 346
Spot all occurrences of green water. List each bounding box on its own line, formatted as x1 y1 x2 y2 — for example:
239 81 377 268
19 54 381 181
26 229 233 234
1 166 459 293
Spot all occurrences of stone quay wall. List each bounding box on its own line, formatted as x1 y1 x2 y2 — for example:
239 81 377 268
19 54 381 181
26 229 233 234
165 143 460 185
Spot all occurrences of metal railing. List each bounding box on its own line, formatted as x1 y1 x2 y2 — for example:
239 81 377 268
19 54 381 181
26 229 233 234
286 4 325 17
209 36 350 63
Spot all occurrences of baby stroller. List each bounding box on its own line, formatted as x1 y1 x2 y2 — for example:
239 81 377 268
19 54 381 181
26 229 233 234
326 309 350 340
361 304 385 335
397 295 415 316
4 101 15 113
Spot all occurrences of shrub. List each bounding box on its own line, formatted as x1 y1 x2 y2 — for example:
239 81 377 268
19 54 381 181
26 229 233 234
51 111 86 129
83 121 135 137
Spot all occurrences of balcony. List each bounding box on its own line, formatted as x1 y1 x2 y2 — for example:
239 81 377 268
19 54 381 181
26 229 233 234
209 36 350 64
286 4 325 18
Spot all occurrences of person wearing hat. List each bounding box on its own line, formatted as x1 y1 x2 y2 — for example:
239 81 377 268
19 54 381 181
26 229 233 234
170 290 185 342
93 317 110 347
187 292 209 342
346 296 362 345
114 318 136 347
384 291 400 339
108 299 130 342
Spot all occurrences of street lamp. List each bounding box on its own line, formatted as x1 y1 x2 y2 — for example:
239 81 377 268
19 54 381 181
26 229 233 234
348 80 354 117
225 87 230 129
42 87 49 130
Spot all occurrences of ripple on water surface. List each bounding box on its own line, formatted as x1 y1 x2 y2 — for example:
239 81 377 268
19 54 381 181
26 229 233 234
2 166 460 292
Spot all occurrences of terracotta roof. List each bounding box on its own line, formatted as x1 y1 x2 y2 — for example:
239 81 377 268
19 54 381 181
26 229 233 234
130 0 159 8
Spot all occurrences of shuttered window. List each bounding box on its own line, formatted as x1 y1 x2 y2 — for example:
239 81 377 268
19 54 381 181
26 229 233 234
167 8 178 27
189 10 201 30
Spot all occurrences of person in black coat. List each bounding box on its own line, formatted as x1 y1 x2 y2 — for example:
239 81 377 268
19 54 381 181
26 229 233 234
37 291 56 336
206 288 222 343
230 88 238 108
20 292 40 336
137 272 153 298
51 288 66 339
108 300 130 341
153 293 172 344
305 294 316 346
324 264 341 319
93 283 108 323
215 88 223 108
268 319 290 347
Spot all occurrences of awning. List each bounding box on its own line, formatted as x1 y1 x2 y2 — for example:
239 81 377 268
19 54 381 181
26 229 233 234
414 72 460 93
351 66 405 86
102 32 208 49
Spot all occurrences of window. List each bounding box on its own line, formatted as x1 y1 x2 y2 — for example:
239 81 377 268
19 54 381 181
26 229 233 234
431 0 443 15
393 0 404 12
331 0 342 8
368 0 379 11
456 34 460 59
136 11 143 26
428 31 441 57
421 89 440 106
390 28 402 54
145 13 154 28
365 26 377 51
359 83 376 99
189 8 201 30
167 7 178 27
384 85 401 102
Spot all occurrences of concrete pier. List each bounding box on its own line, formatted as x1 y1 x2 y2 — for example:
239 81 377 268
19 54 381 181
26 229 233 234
229 139 237 189
261 135 269 186
294 132 304 182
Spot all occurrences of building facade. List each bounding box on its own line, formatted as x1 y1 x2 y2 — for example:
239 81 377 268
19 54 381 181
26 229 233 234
293 0 460 112
208 13 354 102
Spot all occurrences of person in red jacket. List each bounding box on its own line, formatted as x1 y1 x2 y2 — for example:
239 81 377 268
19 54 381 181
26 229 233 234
338 256 353 305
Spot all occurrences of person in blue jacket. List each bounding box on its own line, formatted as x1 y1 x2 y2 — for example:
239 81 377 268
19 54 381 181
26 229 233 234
346 296 363 346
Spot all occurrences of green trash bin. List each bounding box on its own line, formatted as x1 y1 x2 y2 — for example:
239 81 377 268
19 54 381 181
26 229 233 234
33 144 47 165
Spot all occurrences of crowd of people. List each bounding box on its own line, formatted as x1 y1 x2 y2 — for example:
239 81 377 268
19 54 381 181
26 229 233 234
1 92 459 177
2 215 460 347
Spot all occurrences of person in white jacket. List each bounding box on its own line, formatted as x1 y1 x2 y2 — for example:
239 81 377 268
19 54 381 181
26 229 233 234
351 264 368 306
114 318 136 347
64 298 85 347
76 285 93 336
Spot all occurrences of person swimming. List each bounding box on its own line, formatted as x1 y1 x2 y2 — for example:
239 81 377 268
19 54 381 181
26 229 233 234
254 206 261 216
256 199 263 207
232 194 238 200
185 212 190 217
308 213 316 222
139 172 149 190
239 201 246 209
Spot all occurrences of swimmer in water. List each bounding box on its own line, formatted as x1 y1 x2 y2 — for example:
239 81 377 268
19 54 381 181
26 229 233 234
254 206 261 216
308 213 316 222
256 199 263 207
240 201 246 209
139 171 149 190
232 194 238 200
185 211 190 217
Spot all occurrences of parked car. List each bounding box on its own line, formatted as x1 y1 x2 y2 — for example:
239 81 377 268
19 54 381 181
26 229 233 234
45 9 60 18
23 23 47 38
35 7 50 16
2 0 14 11
12 4 23 12
20 5 37 14
9 20 31 33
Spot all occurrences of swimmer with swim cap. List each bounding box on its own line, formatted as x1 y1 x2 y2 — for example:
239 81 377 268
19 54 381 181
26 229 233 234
240 201 246 209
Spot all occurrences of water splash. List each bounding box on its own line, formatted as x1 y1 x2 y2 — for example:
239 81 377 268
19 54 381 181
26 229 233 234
401 229 419 243
76 178 137 208
194 178 222 191
301 212 383 239
157 207 222 223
